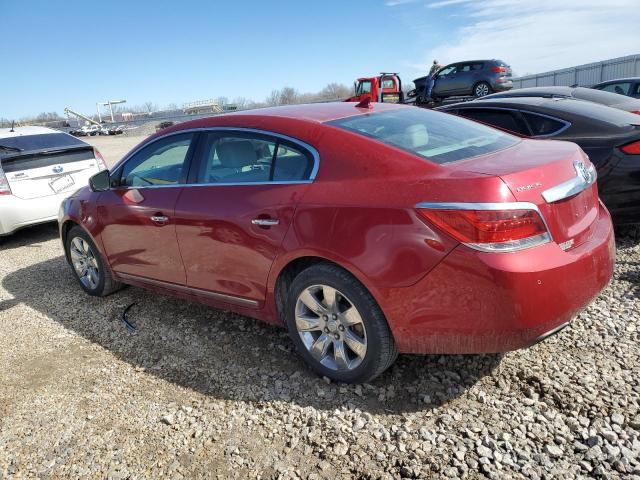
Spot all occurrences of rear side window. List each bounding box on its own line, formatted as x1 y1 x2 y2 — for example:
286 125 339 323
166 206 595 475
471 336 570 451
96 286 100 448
457 109 529 136
0 132 85 152
459 63 483 72
521 112 567 136
328 108 520 164
195 132 314 184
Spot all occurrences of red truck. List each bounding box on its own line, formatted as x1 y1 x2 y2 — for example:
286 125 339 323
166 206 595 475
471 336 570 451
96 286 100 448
345 73 404 104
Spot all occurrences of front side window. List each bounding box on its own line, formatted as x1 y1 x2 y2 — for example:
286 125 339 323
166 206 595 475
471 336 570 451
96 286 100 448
356 81 372 95
328 108 520 164
437 65 457 77
597 82 632 96
119 133 193 187
195 133 314 184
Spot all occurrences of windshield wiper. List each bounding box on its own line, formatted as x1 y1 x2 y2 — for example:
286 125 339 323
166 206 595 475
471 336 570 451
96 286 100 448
0 144 23 153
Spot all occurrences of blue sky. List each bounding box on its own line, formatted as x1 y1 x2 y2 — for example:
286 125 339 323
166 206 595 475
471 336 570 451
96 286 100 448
1 0 639 119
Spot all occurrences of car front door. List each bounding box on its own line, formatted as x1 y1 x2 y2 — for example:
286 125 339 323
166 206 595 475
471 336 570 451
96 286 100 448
432 65 459 96
174 129 317 306
97 132 197 284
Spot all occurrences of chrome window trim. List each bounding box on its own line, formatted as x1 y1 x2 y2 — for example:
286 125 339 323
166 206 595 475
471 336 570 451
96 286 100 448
541 163 597 203
111 127 320 188
455 106 572 138
415 201 553 252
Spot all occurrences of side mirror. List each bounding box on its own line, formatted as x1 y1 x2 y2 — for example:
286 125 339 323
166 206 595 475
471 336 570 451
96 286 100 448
89 169 110 192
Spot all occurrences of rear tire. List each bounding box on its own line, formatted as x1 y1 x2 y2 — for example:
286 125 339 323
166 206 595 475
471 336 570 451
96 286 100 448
473 81 492 97
65 226 123 297
285 263 398 383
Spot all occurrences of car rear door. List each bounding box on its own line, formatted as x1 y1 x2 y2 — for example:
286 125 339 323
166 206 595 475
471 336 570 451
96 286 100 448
0 133 100 200
97 132 197 285
174 129 317 306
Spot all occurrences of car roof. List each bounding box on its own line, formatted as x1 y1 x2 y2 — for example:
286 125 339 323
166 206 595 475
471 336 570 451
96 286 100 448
0 126 59 139
182 102 408 125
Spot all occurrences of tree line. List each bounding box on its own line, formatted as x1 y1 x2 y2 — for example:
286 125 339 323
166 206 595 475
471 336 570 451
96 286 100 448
1 83 353 127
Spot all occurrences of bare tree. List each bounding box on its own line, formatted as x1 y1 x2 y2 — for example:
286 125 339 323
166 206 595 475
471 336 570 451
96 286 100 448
278 87 298 105
143 101 157 113
319 83 351 100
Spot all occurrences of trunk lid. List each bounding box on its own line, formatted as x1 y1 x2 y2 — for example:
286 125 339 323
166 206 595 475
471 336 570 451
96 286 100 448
450 139 599 249
1 147 100 199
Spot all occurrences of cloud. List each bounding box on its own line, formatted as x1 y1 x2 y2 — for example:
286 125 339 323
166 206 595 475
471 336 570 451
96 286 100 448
427 0 474 8
407 0 640 77
385 0 419 5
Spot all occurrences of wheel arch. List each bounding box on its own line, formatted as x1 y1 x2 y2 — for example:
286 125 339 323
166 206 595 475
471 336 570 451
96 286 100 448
271 254 381 325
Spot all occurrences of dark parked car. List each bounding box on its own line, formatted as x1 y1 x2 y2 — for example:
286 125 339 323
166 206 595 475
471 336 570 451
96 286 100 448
155 121 175 132
59 102 614 383
108 125 125 135
438 97 640 225
411 59 513 102
483 86 640 114
592 77 640 99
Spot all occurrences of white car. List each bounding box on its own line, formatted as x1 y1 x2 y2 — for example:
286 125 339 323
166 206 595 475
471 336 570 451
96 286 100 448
0 126 106 236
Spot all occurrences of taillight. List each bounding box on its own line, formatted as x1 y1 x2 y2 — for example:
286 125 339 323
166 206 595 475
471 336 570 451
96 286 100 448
620 140 640 155
631 111 640 115
94 148 107 170
0 164 11 195
416 204 551 252
492 66 507 74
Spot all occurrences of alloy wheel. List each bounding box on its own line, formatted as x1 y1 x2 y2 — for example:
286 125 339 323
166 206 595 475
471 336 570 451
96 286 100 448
69 237 100 290
475 83 490 97
295 284 367 371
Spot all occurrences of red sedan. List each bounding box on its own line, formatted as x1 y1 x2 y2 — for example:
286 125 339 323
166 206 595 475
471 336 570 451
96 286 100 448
59 102 615 383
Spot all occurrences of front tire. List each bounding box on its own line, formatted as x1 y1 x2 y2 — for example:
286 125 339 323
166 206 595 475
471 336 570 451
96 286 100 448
65 226 122 297
285 263 397 383
473 81 492 97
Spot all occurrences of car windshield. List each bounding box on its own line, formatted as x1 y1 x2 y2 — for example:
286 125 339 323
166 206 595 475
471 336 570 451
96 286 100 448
0 133 85 153
327 108 519 164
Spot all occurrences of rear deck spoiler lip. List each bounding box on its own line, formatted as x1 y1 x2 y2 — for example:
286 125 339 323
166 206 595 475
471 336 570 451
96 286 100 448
0 144 93 161
541 161 597 203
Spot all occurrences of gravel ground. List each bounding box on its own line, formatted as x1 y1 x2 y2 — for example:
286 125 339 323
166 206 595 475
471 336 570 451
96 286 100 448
0 223 638 479
83 135 148 168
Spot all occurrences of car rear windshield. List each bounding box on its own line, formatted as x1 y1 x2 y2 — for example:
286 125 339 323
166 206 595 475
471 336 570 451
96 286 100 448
546 98 640 126
571 87 636 106
0 132 86 153
327 108 519 164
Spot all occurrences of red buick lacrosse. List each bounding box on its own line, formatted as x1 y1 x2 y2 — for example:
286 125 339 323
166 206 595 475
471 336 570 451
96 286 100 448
59 102 615 382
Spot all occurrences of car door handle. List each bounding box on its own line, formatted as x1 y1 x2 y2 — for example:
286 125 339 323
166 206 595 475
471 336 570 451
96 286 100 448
150 215 169 223
251 218 279 226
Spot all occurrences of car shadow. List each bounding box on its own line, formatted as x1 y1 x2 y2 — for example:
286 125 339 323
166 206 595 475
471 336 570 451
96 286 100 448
0 222 59 251
2 255 502 414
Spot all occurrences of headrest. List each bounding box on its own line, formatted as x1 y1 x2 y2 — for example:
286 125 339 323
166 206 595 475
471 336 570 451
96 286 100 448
216 140 256 169
405 124 429 149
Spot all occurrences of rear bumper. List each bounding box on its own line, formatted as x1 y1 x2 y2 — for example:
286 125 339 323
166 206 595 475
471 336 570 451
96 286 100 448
378 203 615 354
0 192 75 236
492 80 513 92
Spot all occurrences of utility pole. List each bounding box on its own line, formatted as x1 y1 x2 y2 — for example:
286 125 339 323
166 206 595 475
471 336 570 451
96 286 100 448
97 100 126 123
96 103 102 123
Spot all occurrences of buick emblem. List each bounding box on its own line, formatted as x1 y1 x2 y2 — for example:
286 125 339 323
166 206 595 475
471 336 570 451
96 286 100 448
52 165 63 174
573 160 592 184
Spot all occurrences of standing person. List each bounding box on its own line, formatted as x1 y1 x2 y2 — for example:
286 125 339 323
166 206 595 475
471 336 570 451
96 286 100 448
423 59 443 102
